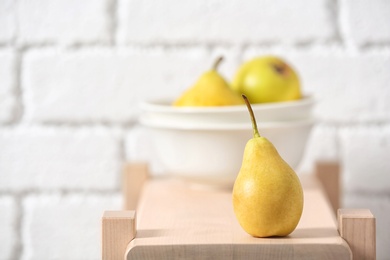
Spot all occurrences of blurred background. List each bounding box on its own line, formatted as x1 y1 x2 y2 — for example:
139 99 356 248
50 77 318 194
0 0 389 259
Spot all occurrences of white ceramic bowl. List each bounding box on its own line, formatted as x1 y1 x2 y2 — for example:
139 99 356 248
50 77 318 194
140 118 314 187
140 96 314 126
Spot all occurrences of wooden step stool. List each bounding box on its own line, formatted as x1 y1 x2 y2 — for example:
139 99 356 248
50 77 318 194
102 162 376 260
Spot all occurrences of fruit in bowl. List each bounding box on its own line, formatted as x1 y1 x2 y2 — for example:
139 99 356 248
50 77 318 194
139 55 313 186
232 56 301 104
173 57 243 107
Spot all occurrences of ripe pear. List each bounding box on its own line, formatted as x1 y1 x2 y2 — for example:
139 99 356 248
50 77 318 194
173 57 244 107
232 95 303 237
232 56 301 103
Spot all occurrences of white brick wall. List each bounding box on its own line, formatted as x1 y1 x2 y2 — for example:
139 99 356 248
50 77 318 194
294 52 390 123
0 0 15 43
22 193 121 260
22 48 217 123
298 123 339 174
17 0 111 46
1 0 389 259
118 0 334 45
340 0 390 47
340 125 390 193
124 125 166 176
0 49 16 123
0 196 17 260
0 127 121 191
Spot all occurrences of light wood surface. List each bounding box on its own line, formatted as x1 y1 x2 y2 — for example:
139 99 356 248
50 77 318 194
338 209 376 260
102 211 136 260
124 175 351 259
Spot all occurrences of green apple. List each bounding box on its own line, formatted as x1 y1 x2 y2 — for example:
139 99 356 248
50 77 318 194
232 56 301 103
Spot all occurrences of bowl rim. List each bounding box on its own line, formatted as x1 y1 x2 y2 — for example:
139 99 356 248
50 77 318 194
140 117 316 131
140 95 315 114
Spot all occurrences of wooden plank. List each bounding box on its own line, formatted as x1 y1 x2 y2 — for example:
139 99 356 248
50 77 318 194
125 175 352 259
316 161 340 214
338 209 376 260
102 211 136 260
122 162 149 210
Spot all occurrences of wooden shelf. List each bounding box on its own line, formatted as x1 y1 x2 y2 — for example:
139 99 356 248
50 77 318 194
102 162 376 260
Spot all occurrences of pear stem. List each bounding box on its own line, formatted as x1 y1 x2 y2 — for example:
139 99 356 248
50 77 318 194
212 56 223 71
242 94 260 138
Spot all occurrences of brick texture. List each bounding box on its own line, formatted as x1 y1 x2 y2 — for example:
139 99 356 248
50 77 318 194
340 125 390 193
0 196 17 260
0 0 15 43
0 127 121 191
0 49 16 123
298 123 339 174
294 53 390 123
124 125 166 176
17 0 110 46
22 193 121 260
118 0 334 45
341 0 390 46
22 48 231 123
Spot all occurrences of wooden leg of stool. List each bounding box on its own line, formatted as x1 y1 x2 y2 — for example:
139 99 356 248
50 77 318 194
122 163 149 210
338 209 376 260
102 211 136 260
316 161 340 214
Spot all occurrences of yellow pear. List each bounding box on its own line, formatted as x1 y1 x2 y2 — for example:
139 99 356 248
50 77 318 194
173 57 244 107
232 95 303 237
